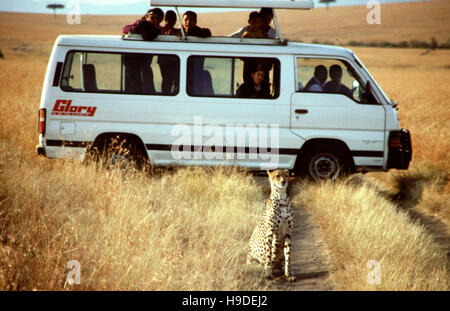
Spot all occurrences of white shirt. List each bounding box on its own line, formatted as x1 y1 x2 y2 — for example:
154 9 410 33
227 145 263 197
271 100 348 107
305 77 324 92
266 26 277 39
229 25 277 39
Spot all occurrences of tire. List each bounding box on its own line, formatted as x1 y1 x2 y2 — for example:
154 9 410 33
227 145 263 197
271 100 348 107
300 146 352 181
97 136 147 172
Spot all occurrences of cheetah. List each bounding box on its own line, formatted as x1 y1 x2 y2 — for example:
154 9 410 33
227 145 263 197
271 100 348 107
247 169 296 282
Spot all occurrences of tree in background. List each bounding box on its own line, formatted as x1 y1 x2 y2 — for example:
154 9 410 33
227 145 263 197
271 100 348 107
319 0 336 10
47 4 65 18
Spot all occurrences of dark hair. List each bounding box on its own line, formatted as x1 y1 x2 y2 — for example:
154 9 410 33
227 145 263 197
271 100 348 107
147 8 164 19
183 10 197 20
251 63 265 74
259 7 273 17
165 10 176 21
314 65 327 74
330 64 342 73
248 11 263 21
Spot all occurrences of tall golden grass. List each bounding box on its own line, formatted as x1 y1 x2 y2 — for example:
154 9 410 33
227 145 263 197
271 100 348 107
291 177 447 290
0 153 269 290
0 1 448 290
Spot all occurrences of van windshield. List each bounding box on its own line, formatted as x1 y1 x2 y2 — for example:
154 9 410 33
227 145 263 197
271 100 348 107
352 52 391 104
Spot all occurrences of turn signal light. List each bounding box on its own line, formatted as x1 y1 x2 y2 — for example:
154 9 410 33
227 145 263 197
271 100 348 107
38 108 46 135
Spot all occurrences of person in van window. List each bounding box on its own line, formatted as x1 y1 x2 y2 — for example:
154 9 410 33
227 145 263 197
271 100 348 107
123 52 154 94
158 54 179 94
230 11 266 38
304 65 328 92
236 64 270 98
323 64 353 97
160 10 180 35
242 57 274 99
181 11 212 38
189 57 214 96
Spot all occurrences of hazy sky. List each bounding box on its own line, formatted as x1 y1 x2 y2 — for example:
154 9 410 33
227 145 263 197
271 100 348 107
0 0 432 15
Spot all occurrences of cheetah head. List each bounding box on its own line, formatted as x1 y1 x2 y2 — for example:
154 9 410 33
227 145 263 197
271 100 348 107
267 169 289 190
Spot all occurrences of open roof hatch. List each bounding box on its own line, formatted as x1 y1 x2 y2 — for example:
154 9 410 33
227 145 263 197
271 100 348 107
148 0 314 43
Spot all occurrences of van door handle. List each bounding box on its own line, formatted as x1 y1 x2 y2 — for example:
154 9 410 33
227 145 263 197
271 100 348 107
295 109 308 114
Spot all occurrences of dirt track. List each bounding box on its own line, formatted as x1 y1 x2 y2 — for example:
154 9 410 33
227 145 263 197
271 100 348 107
254 176 334 291
269 207 334 290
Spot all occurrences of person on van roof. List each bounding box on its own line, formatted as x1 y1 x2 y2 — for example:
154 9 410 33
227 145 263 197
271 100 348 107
323 64 352 97
243 12 266 38
230 8 276 39
304 65 328 92
122 16 143 35
181 11 211 38
259 8 277 39
161 10 180 35
158 11 180 94
230 11 266 39
236 64 270 98
122 8 163 41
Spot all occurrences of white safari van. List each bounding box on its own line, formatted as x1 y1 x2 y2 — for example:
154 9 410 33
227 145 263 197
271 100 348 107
36 0 412 180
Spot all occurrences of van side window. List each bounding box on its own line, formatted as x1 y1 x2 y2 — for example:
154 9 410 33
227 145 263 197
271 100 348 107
187 56 280 99
61 51 180 96
296 58 364 102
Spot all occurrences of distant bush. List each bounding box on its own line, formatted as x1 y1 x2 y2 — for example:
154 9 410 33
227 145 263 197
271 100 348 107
439 40 450 49
347 40 364 47
396 41 410 48
409 40 430 49
311 39 336 46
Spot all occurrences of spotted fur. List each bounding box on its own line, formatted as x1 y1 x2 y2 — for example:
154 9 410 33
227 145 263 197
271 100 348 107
247 170 296 282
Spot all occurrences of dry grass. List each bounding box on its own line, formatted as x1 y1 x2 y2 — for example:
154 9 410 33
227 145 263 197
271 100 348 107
291 177 447 290
0 1 448 291
0 152 269 290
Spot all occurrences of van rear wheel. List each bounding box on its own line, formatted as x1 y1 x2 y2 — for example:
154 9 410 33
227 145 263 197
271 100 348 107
94 135 148 172
102 137 136 171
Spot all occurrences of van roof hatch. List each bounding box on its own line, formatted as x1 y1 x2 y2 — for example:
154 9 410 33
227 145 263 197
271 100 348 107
149 0 314 10
148 0 314 43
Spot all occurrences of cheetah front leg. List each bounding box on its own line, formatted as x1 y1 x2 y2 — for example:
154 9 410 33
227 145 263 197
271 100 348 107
263 230 275 279
284 230 296 282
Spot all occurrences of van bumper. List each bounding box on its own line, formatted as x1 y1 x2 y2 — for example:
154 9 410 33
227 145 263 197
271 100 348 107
36 144 46 156
387 129 412 170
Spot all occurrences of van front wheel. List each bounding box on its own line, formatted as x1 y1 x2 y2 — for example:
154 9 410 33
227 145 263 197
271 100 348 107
300 147 351 181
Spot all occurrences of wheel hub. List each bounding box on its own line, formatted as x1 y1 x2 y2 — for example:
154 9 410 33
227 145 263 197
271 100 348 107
310 153 341 180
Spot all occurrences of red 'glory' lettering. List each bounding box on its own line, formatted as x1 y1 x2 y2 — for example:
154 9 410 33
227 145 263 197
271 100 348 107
51 100 97 117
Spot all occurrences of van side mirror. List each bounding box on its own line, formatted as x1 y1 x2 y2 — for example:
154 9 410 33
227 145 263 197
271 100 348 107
361 81 377 105
366 81 371 94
